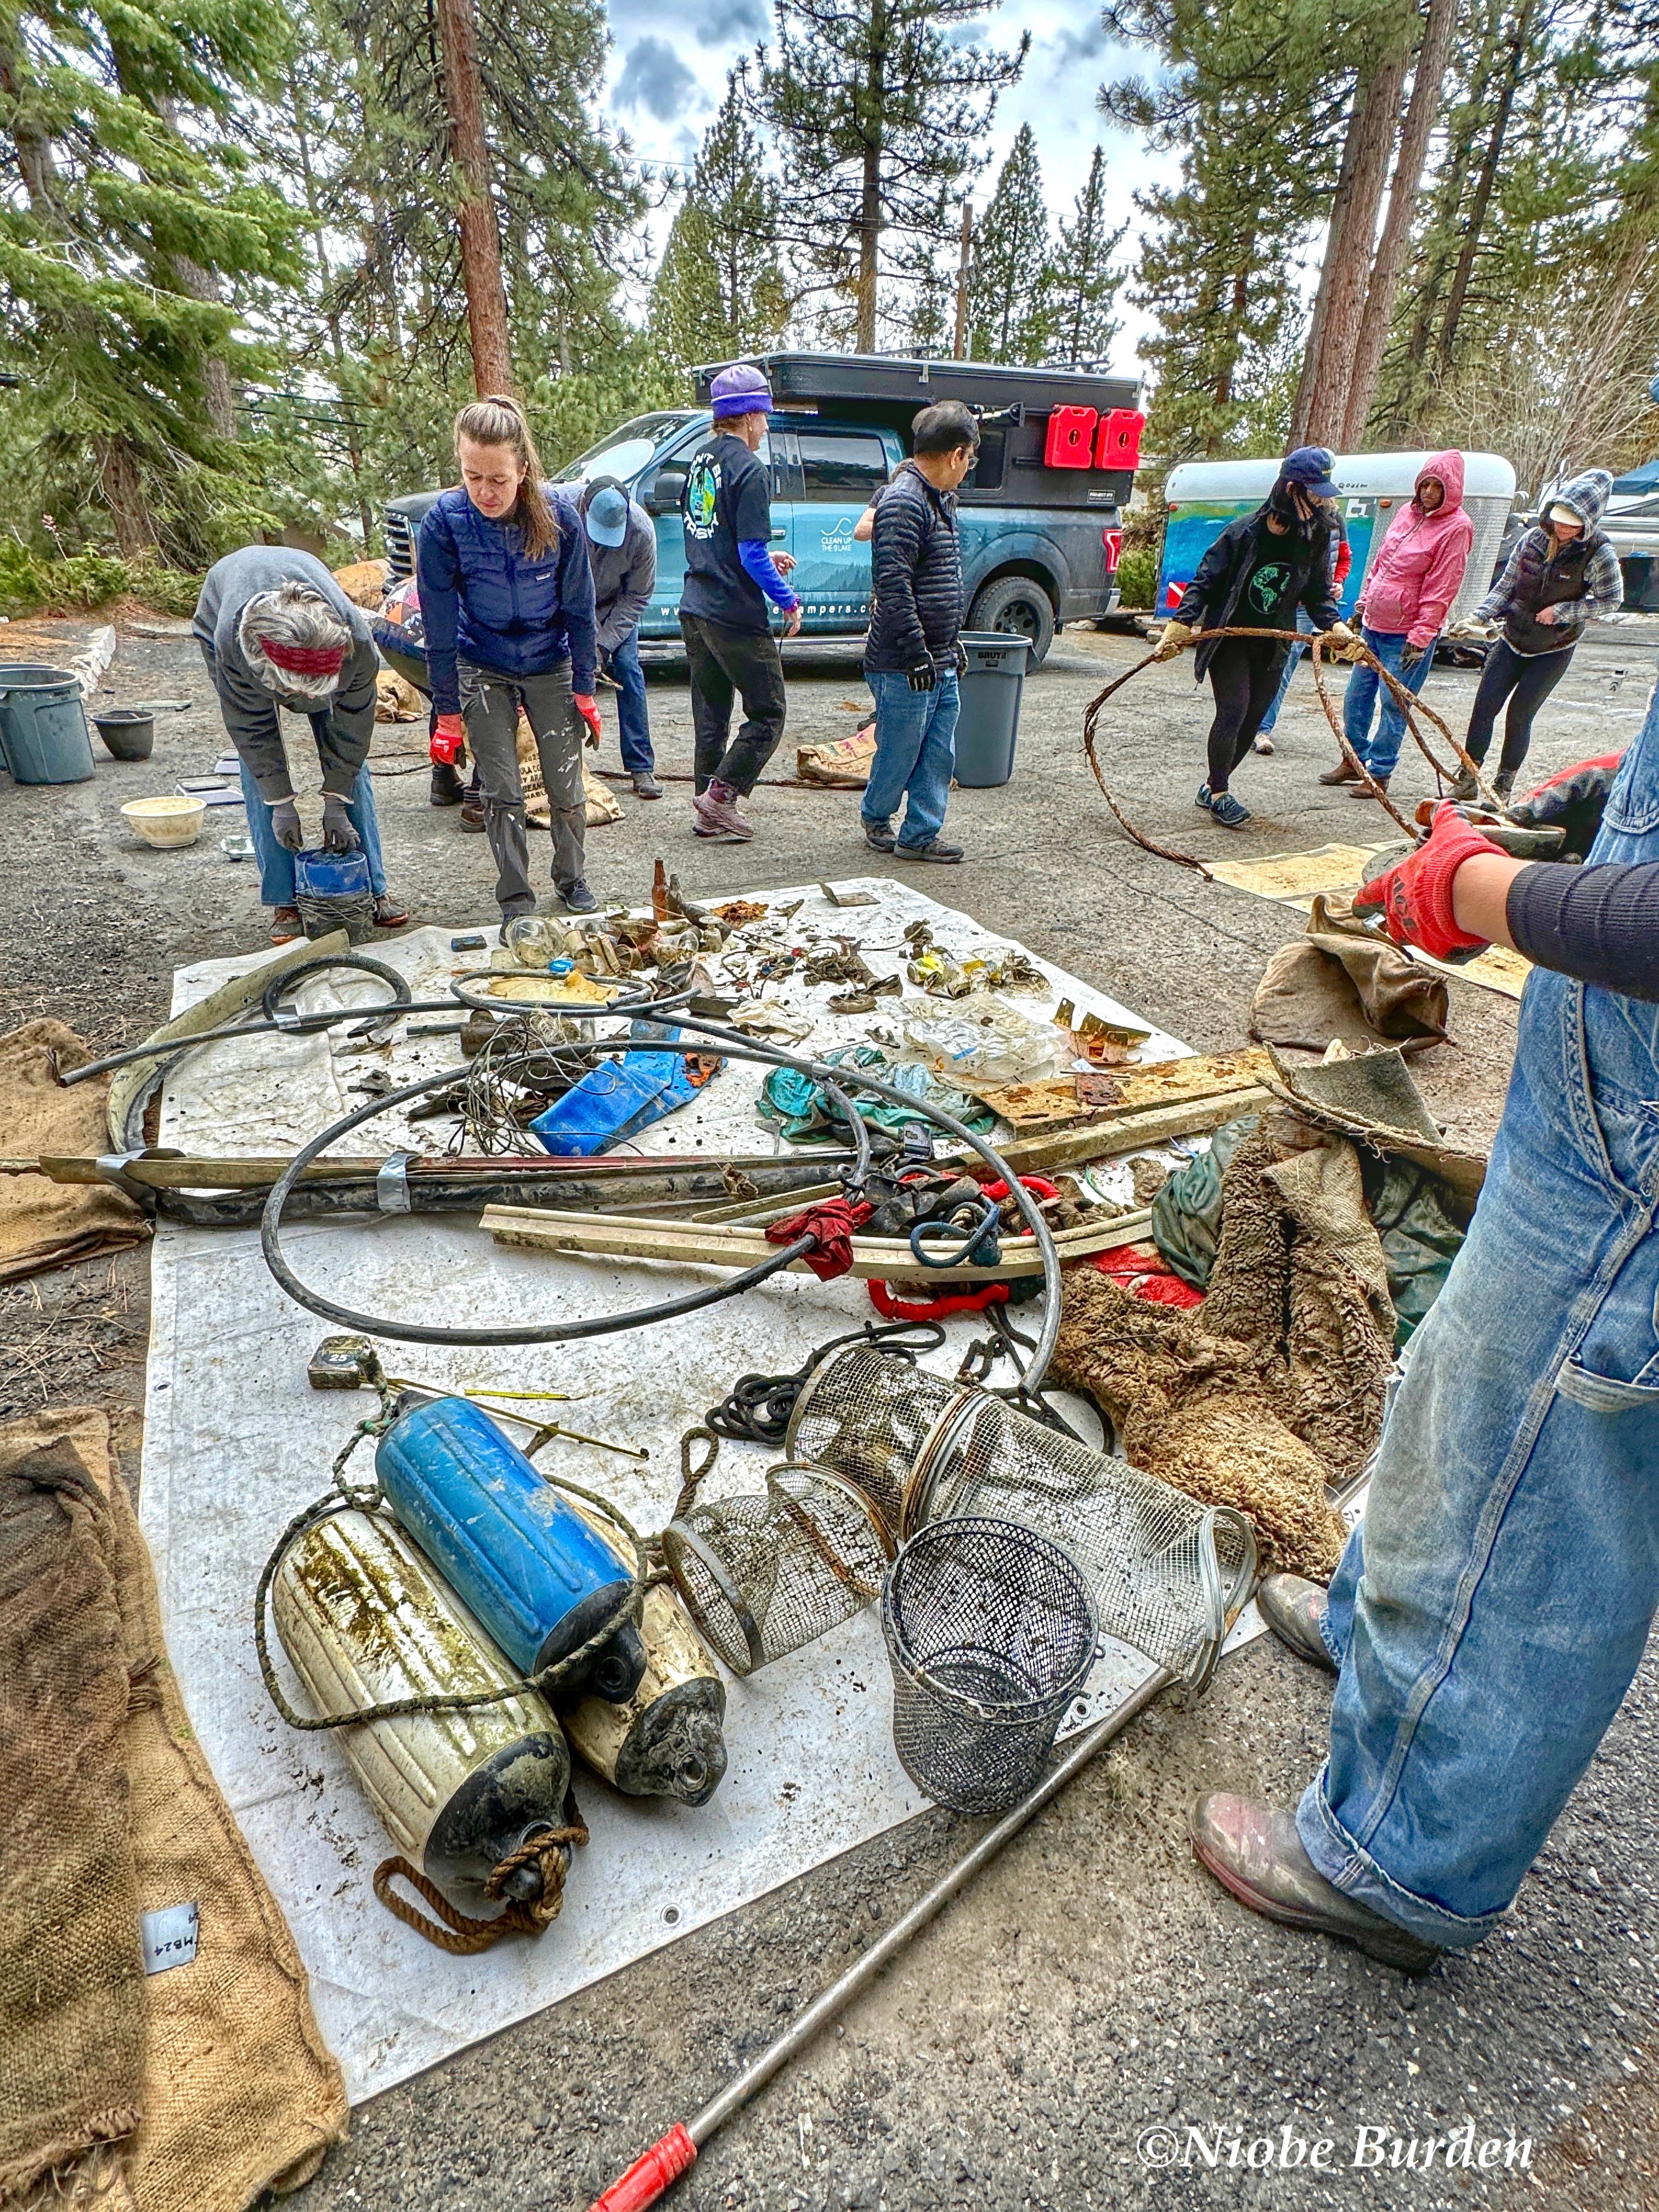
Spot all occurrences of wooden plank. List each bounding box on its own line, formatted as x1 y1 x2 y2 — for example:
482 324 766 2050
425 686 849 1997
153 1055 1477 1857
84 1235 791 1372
482 1203 1155 1282
1000 1086 1273 1176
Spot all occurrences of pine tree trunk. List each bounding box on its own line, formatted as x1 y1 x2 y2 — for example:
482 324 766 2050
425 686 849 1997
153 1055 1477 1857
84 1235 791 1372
97 437 157 558
1290 52 1406 448
1435 0 1537 377
855 0 887 352
1340 0 1460 449
435 0 513 392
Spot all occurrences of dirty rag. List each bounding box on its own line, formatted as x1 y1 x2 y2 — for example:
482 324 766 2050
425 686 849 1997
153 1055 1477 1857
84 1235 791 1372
1251 896 1450 1055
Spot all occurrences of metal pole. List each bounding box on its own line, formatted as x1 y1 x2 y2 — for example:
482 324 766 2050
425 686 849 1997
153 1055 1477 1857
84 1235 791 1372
585 1666 1173 2209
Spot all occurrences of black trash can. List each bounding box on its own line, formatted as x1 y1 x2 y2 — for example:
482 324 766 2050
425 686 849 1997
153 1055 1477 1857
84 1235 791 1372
953 632 1031 787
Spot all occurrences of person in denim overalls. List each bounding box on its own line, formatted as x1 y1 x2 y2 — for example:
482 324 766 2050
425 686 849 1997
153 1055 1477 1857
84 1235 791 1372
1191 696 1659 1971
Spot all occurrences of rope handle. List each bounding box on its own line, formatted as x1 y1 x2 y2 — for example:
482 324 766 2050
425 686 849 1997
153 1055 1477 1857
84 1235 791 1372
674 1425 721 1519
373 1792 589 1952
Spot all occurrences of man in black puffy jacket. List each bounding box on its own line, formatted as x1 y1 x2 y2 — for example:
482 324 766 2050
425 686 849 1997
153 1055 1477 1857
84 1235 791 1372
860 400 980 864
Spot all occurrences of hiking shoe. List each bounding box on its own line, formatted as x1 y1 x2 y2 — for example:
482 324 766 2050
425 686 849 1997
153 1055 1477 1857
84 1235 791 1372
371 894 411 929
1195 782 1214 811
1493 769 1516 802
1189 1795 1441 1974
692 778 754 840
430 763 465 806
633 771 663 800
1256 1574 1338 1674
1207 790 1252 828
558 878 599 915
1320 758 1364 786
1252 733 1275 754
1348 775 1391 799
459 800 486 833
269 905 303 946
1447 769 1479 803
895 836 964 864
863 817 897 853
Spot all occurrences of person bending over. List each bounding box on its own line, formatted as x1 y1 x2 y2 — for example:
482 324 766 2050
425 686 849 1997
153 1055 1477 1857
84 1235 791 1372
1154 447 1354 829
418 394 602 920
193 548 408 945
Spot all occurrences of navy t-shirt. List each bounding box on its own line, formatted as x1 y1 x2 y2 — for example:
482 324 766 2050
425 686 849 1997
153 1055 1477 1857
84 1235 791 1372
680 433 775 635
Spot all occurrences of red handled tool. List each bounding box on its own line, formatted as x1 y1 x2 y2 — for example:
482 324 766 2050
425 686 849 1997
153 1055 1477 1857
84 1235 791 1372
583 1666 1173 2210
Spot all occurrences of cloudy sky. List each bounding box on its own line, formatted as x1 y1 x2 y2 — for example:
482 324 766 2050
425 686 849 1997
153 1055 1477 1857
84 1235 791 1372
597 0 1175 376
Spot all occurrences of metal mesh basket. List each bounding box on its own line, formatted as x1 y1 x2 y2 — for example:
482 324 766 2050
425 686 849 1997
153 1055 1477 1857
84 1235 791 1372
662 1432 894 1676
788 1346 1256 1690
785 1347 964 1542
882 1517 1098 1815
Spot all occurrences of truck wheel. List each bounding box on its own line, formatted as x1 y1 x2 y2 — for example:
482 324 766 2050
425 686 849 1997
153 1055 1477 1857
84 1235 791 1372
967 575 1056 667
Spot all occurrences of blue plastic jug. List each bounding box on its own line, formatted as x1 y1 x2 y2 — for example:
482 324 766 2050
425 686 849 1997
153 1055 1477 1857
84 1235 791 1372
376 1396 646 1701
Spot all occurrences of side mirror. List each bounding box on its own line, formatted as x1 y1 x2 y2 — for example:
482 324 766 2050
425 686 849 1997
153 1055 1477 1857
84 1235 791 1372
643 468 687 516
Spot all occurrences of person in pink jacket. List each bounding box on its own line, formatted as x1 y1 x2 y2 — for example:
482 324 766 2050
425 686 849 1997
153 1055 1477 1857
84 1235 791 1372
1323 450 1475 800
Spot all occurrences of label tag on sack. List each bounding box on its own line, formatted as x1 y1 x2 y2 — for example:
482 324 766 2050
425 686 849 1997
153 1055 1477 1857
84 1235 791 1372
140 1903 200 1974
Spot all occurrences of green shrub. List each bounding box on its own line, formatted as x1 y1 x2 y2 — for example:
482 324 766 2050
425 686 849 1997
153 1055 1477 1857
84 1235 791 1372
1116 544 1157 610
0 540 201 619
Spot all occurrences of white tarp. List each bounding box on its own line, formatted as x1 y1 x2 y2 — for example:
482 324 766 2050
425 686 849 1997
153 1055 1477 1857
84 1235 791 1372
138 879 1201 2104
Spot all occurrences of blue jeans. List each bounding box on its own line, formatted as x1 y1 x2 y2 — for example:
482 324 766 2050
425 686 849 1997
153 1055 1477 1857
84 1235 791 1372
604 627 654 777
862 667 960 848
1342 625 1434 781
1254 607 1313 737
1299 691 1659 1949
238 759 387 908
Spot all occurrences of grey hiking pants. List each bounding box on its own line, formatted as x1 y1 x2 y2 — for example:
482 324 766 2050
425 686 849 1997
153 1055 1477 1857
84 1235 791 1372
459 656 584 914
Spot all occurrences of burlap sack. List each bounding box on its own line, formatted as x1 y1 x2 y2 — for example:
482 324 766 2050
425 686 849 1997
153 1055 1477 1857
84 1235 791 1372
0 1412 347 2212
373 668 422 723
0 1024 149 1283
515 714 623 827
797 724 876 787
0 1421 142 2207
1251 895 1449 1055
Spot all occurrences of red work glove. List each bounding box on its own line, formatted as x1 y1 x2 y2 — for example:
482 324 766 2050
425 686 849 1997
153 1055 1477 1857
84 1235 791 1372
574 693 602 747
430 712 465 766
1354 803 1508 963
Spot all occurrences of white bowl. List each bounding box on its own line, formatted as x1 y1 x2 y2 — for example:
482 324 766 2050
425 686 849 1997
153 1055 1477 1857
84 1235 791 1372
121 794 207 848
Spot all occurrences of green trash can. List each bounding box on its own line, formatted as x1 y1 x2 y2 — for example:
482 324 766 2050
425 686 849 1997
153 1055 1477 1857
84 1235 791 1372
0 664 95 785
952 633 1031 787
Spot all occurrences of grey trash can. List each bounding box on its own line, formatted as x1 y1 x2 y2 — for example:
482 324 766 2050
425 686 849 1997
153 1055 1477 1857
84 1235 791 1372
0 664 95 785
953 633 1030 787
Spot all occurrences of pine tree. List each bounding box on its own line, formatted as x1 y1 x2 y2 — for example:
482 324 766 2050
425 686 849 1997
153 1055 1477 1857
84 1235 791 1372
753 0 1027 351
968 125 1053 362
1047 146 1128 367
0 0 298 559
648 77 791 369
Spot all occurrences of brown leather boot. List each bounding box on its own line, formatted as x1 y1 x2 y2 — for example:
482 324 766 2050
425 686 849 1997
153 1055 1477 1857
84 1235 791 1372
1319 758 1364 785
1256 1573 1338 1673
1190 1795 1441 1973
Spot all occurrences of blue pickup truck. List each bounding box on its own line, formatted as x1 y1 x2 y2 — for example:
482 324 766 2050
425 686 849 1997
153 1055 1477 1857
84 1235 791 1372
383 352 1143 668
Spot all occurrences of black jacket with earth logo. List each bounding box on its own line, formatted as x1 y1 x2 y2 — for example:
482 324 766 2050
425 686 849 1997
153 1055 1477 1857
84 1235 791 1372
1172 504 1341 681
864 462 966 675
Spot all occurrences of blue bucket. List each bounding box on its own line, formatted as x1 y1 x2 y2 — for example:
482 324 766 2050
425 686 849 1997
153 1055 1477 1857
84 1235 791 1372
0 664 95 785
293 846 373 901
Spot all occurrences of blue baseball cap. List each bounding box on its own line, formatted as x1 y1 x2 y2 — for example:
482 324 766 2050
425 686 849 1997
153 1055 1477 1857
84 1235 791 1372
1279 445 1340 500
710 363 774 420
584 483 629 547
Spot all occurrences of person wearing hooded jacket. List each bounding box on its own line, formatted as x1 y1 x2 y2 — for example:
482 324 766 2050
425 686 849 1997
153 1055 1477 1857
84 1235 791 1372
1451 468 1622 801
1325 451 1475 801
578 476 661 800
1154 446 1354 828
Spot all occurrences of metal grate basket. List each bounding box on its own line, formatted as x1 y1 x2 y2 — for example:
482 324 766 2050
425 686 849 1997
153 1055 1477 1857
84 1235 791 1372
788 1346 1256 1689
661 1431 894 1676
882 1517 1098 1815
785 1346 964 1542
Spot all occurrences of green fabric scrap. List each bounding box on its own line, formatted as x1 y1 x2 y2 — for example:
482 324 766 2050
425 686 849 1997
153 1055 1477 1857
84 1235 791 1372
758 1044 995 1143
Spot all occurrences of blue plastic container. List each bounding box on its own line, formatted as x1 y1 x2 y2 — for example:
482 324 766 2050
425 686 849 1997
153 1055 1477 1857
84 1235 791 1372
376 1396 646 1700
0 665 95 785
293 846 373 900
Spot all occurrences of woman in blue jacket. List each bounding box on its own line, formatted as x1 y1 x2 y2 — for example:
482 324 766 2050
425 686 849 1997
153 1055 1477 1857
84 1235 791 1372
417 395 602 918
